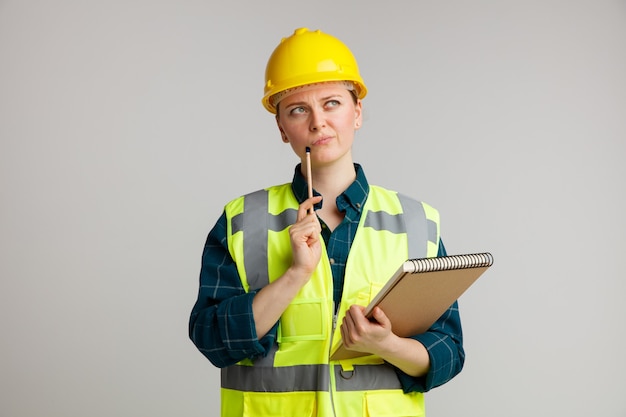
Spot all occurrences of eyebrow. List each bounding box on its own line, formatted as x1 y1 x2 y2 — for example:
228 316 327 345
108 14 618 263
283 94 344 109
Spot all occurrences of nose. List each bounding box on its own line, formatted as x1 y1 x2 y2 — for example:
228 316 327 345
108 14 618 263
309 108 326 131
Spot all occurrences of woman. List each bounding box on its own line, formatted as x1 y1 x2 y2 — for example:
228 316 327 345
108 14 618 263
189 27 464 417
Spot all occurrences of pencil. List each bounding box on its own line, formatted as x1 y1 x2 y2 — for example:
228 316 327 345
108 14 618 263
306 146 313 213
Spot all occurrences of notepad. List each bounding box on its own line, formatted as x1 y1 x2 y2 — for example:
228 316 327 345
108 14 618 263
330 252 494 361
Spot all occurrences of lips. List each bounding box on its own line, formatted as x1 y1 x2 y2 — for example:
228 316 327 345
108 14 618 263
312 136 333 146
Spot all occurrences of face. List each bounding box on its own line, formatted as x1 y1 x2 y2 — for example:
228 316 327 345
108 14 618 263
276 85 362 169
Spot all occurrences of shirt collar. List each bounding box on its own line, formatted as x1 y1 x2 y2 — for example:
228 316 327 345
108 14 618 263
291 163 369 213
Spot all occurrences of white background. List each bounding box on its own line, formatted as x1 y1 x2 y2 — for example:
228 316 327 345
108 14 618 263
1 1 625 416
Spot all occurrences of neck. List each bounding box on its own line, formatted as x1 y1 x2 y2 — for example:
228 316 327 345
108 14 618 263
309 161 356 200
308 161 355 232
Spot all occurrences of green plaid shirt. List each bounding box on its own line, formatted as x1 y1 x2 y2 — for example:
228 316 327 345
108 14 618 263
189 164 464 392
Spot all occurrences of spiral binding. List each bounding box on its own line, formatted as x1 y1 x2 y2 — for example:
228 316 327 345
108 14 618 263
407 253 493 273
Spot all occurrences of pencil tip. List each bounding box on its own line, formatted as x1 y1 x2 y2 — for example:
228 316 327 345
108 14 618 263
306 146 311 153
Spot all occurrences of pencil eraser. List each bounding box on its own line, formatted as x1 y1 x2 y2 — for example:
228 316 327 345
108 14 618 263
306 146 311 153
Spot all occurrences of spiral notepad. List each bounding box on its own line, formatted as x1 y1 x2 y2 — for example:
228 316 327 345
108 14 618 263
330 252 494 361
405 252 493 273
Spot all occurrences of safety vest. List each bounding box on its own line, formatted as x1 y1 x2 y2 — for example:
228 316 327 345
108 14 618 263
222 183 440 417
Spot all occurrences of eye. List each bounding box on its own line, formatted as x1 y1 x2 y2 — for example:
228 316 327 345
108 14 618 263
325 99 340 108
289 106 306 115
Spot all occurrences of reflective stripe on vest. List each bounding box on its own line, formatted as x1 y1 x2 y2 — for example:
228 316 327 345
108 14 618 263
230 189 297 291
222 363 402 392
366 193 438 259
230 189 437 291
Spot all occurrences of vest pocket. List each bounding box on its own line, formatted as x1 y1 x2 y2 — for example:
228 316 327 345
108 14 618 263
364 391 425 417
279 299 327 342
243 391 316 417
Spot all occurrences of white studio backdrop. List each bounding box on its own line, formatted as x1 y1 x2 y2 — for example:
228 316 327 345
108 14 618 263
1 1 625 416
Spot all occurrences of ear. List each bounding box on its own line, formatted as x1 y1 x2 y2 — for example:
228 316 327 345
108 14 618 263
354 99 363 130
276 115 289 143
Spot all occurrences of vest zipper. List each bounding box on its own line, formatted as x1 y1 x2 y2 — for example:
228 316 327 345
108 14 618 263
329 362 338 417
327 300 336 359
329 302 338 417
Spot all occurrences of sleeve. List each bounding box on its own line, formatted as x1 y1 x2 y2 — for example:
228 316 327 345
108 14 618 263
188 211 279 368
396 239 466 392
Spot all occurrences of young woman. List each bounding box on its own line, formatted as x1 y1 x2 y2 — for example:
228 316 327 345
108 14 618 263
189 27 464 417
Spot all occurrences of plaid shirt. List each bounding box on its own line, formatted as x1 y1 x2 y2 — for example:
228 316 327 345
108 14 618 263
189 164 464 392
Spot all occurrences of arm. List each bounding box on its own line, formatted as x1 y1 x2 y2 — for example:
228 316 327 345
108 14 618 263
251 196 323 338
404 299 464 392
399 239 465 392
189 197 323 367
189 212 274 367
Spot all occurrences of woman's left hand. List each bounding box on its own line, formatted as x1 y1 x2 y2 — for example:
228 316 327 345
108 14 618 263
340 305 393 356
339 305 432 377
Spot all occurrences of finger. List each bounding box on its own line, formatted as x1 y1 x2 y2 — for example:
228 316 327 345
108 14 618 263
340 321 351 347
351 304 366 315
297 196 323 221
347 305 368 326
343 310 361 337
371 307 390 328
341 314 358 347
290 220 320 247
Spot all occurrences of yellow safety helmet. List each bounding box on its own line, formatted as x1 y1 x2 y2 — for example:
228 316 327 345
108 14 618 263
262 28 368 114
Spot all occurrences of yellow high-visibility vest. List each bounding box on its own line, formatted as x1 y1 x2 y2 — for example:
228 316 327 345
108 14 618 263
222 183 440 417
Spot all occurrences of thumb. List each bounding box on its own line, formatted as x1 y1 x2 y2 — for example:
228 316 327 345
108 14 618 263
371 307 391 327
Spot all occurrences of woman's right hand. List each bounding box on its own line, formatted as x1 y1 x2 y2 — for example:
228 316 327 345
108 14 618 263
288 196 323 280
